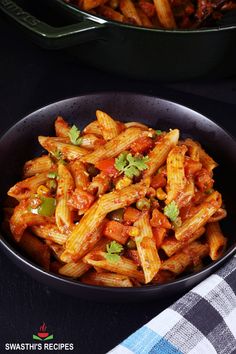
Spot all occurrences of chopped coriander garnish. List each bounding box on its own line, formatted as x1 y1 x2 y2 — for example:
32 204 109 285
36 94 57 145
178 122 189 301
47 171 58 179
115 152 149 179
115 152 128 171
155 130 162 135
104 241 123 263
68 125 83 145
53 149 62 160
51 150 66 165
164 200 179 222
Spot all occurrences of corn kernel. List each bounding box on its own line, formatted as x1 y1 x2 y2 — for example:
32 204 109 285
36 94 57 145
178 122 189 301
115 176 132 190
128 226 140 237
156 188 166 200
37 185 50 196
143 177 151 187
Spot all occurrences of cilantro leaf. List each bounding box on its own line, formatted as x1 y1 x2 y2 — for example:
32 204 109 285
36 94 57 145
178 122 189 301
115 153 149 178
126 154 149 170
104 241 123 263
105 253 121 263
125 165 140 178
53 150 63 160
115 152 128 171
68 125 83 145
47 171 58 179
155 130 162 135
107 241 123 254
51 150 66 165
164 201 179 222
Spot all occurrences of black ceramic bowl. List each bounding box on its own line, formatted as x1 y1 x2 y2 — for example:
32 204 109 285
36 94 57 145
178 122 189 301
0 92 235 302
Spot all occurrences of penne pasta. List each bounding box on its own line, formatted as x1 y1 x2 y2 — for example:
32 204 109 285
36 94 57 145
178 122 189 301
175 191 222 241
55 116 70 137
79 0 108 11
166 145 187 204
10 199 54 241
79 134 106 150
59 260 91 278
199 146 218 172
83 237 111 261
23 155 54 178
206 222 227 260
88 171 111 196
183 138 200 161
124 121 148 130
83 120 103 136
143 129 179 178
68 160 89 189
84 250 145 282
61 208 106 262
161 226 205 257
31 224 68 245
184 138 218 171
61 181 148 262
161 241 209 275
38 136 89 161
81 127 144 164
8 172 49 201
81 271 133 287
97 5 126 22
98 180 149 210
134 212 161 283
19 231 50 270
151 270 174 284
55 164 74 233
175 176 195 208
96 110 120 140
120 0 142 25
208 208 227 222
136 6 153 27
153 0 176 28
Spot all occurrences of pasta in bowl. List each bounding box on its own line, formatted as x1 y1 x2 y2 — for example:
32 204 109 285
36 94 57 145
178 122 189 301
0 93 235 301
3 110 228 287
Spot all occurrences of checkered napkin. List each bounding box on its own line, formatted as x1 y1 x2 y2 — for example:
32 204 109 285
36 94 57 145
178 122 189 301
109 255 236 354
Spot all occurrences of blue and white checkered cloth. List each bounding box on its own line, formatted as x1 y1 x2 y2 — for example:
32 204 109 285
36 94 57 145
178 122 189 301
109 255 236 354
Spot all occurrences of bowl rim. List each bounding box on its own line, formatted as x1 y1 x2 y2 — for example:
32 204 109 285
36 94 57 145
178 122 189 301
1 91 236 294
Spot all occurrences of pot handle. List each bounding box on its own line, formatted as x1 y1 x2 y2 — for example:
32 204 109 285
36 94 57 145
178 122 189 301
0 0 105 49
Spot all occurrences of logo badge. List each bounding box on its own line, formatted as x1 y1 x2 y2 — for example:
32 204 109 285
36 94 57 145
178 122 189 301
33 322 53 341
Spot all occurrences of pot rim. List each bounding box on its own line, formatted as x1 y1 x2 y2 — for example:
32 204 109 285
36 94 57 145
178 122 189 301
61 0 236 33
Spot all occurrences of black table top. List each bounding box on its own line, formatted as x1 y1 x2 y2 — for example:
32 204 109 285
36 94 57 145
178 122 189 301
0 7 236 354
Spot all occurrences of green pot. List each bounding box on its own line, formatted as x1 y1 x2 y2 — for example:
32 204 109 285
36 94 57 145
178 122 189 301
1 0 236 81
